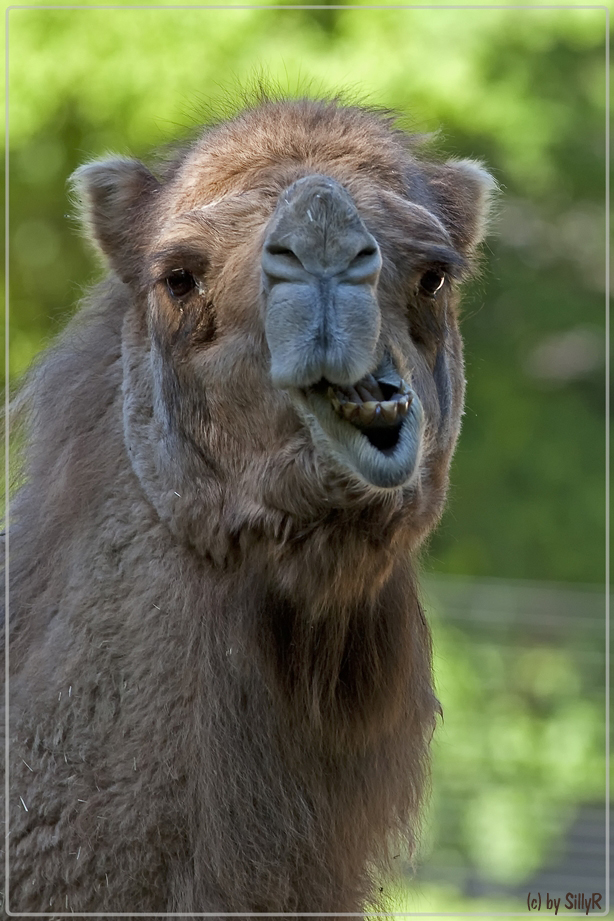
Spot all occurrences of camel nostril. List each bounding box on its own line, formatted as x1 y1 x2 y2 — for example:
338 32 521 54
262 239 309 283
356 246 378 260
263 234 382 284
342 240 382 285
350 245 380 270
266 244 299 260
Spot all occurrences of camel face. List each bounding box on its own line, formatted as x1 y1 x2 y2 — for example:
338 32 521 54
145 173 452 499
75 99 494 540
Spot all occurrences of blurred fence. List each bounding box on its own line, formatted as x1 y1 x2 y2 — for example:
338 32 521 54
411 574 607 908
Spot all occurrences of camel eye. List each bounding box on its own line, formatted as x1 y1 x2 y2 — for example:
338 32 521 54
166 269 197 299
419 269 446 296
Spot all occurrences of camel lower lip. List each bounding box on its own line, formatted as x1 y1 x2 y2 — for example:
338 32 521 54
295 371 425 490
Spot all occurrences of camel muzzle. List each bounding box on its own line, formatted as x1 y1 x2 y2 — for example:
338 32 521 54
262 175 382 390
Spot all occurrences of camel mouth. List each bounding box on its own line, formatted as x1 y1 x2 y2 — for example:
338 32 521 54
295 359 425 490
311 372 412 455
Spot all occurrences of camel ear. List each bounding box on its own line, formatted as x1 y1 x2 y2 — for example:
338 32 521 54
71 158 160 285
426 159 497 253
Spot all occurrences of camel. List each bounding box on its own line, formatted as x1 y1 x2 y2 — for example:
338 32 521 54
3 97 494 915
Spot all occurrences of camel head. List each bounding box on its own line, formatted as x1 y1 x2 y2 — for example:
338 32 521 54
72 100 494 562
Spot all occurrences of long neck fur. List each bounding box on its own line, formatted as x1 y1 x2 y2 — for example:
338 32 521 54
7 284 438 913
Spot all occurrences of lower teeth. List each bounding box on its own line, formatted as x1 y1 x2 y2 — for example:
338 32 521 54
320 370 413 431
327 390 411 426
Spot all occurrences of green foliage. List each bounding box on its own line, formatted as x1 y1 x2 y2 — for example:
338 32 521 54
385 881 519 916
429 613 604 885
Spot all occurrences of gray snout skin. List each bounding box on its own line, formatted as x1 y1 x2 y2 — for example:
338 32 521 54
262 176 382 389
261 175 425 493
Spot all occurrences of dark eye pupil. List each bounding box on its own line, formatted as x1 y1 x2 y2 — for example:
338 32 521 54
166 269 196 299
419 270 445 295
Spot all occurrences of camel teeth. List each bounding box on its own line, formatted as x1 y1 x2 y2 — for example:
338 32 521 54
342 401 360 421
399 380 410 395
380 400 398 423
359 402 378 425
397 396 412 416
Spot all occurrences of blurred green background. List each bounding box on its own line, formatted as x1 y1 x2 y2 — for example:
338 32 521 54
6 2 608 914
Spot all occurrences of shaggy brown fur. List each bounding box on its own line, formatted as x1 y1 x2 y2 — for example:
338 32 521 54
3 98 493 915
